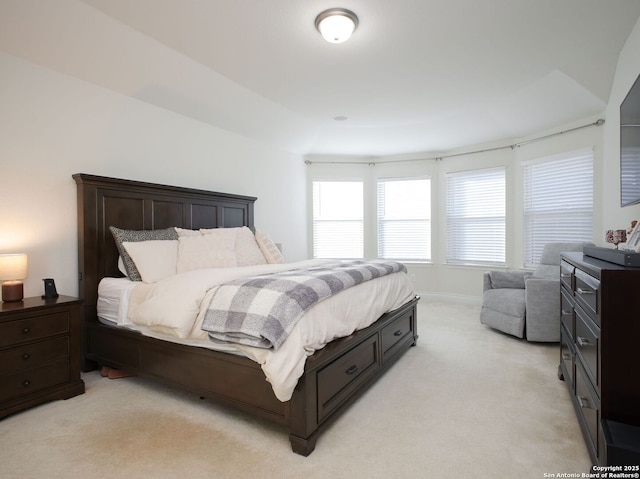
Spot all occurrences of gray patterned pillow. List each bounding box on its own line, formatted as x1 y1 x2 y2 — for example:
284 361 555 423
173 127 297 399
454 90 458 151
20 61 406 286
109 226 179 281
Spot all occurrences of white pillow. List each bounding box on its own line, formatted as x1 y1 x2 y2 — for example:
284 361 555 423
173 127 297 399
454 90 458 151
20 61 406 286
122 240 178 283
174 227 201 237
233 227 267 266
177 230 237 273
255 230 284 264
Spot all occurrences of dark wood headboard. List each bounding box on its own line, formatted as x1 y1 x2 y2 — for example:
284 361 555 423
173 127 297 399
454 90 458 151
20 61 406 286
73 173 256 323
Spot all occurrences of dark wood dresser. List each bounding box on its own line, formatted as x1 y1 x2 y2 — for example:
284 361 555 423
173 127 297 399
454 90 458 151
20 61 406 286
0 295 85 419
559 252 640 466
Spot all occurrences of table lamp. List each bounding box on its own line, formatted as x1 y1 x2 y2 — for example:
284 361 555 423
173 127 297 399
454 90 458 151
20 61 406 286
0 253 28 302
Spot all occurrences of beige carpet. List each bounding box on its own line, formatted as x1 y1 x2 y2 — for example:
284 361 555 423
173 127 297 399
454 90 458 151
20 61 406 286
0 301 591 478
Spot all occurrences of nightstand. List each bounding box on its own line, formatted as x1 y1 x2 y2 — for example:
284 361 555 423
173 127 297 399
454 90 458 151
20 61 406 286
0 295 85 419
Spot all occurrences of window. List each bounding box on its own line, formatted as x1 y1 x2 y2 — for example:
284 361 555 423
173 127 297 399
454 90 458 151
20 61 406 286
377 178 431 261
312 180 363 258
446 168 506 266
523 150 593 266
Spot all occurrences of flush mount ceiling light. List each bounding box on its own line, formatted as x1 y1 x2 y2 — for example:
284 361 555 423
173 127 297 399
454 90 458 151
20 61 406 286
315 8 359 44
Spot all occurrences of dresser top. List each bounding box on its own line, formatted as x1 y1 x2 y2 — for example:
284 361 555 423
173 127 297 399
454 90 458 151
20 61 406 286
562 252 640 279
0 295 80 314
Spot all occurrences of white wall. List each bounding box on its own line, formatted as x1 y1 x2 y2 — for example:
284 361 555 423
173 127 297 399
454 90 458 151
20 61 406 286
0 53 308 299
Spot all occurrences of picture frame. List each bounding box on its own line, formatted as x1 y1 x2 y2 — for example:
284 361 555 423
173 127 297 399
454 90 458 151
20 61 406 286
625 221 640 252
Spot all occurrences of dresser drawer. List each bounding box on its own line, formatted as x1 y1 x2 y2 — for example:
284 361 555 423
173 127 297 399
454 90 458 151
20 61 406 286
560 326 574 391
0 359 70 402
574 269 599 321
560 260 574 291
575 306 600 390
381 309 413 358
560 290 575 339
0 337 69 375
317 334 379 421
0 311 69 348
576 362 600 460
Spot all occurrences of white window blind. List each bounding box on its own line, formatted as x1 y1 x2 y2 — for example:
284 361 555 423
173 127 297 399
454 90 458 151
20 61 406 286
446 168 506 266
523 150 593 266
377 178 431 261
312 180 363 258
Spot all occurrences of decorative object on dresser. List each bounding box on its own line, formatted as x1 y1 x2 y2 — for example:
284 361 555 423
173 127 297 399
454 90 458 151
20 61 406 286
0 253 28 302
74 173 419 456
0 296 85 419
605 229 627 249
558 253 640 466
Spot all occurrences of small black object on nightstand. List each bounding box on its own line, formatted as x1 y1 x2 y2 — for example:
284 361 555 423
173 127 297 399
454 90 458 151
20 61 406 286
42 278 58 299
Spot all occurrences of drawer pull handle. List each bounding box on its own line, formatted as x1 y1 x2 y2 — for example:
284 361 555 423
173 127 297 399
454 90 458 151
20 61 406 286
345 365 358 376
23 380 31 388
393 330 403 337
561 273 571 278
577 337 591 347
22 327 31 334
561 310 572 316
577 395 591 409
22 353 30 360
576 288 594 295
562 353 571 361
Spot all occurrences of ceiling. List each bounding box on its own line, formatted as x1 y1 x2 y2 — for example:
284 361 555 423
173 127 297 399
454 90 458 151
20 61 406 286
18 1 640 157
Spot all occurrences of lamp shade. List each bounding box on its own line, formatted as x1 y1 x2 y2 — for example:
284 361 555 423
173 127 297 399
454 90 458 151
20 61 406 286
0 253 28 280
0 254 28 302
315 8 358 44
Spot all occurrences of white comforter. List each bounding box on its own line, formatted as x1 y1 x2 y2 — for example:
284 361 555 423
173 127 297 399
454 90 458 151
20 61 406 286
118 259 415 401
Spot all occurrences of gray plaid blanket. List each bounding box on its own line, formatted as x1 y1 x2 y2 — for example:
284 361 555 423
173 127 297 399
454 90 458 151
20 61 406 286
201 260 407 350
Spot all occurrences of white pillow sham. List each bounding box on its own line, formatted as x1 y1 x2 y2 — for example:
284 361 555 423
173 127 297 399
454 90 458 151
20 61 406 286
232 226 267 267
176 226 267 267
255 230 284 264
177 230 237 273
122 240 179 283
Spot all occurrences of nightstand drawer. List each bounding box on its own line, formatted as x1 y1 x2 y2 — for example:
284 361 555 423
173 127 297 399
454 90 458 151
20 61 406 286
0 337 69 374
0 311 69 348
0 359 70 402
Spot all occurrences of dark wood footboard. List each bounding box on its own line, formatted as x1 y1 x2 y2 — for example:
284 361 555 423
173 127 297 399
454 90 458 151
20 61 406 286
288 296 418 455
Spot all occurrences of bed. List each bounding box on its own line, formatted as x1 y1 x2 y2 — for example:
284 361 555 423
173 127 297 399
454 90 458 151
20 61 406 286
74 173 419 456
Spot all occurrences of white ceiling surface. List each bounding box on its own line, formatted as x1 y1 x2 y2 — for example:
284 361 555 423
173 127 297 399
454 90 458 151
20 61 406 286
5 1 640 157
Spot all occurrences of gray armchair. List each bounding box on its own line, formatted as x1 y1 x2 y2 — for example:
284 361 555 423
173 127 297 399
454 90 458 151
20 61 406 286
480 242 593 342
